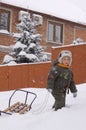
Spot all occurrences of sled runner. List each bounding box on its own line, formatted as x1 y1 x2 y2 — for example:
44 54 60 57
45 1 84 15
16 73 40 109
0 89 37 115
0 110 12 115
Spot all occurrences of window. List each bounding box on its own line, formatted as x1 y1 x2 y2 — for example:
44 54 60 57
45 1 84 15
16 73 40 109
47 21 63 43
0 9 10 32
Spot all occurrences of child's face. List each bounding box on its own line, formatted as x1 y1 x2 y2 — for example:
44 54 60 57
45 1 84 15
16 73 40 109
62 56 70 66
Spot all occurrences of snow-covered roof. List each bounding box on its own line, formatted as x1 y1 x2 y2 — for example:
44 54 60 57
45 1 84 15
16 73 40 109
1 0 86 25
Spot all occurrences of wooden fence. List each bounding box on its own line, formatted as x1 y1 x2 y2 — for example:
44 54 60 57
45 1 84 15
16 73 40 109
52 44 86 84
0 62 51 91
0 44 86 91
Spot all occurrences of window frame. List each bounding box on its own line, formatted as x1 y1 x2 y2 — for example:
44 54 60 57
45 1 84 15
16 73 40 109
0 7 12 34
47 20 64 44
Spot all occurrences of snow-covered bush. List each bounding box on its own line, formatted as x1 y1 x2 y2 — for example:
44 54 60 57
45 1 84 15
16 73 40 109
71 38 84 45
3 55 15 64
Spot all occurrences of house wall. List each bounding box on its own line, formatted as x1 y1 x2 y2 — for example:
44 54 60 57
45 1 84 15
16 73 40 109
1 3 86 66
74 26 86 40
64 22 74 44
1 3 86 53
0 4 17 46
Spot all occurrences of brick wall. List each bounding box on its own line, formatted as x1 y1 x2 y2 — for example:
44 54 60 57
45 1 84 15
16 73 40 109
74 26 86 40
1 3 86 53
64 22 74 45
0 35 14 46
0 52 7 63
0 4 19 46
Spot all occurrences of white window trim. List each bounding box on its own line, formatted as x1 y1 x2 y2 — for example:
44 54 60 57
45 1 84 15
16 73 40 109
46 19 64 45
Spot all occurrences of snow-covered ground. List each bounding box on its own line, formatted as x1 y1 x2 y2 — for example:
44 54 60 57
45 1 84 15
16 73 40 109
0 83 86 130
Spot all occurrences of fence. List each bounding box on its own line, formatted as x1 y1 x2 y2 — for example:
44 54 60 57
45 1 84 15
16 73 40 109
52 44 86 84
0 62 51 91
0 44 86 91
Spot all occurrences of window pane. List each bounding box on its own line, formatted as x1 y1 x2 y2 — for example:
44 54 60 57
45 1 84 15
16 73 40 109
47 21 63 43
56 25 61 43
48 23 54 41
1 12 8 30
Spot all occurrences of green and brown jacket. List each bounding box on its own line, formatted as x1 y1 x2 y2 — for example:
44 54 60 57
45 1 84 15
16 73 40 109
47 60 77 94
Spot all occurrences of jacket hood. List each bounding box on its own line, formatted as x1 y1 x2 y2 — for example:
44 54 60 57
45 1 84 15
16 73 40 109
53 59 59 65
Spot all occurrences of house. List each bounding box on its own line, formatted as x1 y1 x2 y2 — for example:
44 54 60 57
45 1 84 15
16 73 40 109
0 0 86 63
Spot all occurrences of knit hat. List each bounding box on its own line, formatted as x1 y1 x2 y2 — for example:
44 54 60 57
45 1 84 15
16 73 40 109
58 50 72 66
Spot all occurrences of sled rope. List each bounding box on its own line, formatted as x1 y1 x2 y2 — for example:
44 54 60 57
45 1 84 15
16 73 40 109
31 90 50 114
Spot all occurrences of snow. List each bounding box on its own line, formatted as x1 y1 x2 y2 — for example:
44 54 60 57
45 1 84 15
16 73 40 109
0 29 9 34
0 83 86 130
1 0 86 25
3 54 15 63
13 41 27 50
69 0 86 12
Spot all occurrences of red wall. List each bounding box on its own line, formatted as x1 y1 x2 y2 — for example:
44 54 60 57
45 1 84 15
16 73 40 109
0 62 51 91
0 44 86 91
52 44 86 84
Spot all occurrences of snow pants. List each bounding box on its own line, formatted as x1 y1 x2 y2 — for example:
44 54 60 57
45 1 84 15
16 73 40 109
52 91 66 110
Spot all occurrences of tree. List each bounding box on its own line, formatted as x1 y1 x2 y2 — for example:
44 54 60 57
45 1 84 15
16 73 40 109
3 11 50 64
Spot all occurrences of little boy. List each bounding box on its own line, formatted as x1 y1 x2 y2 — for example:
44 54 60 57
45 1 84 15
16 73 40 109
47 50 77 110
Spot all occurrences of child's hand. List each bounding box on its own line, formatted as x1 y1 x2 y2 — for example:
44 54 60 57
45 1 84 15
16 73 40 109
47 89 52 93
73 92 77 98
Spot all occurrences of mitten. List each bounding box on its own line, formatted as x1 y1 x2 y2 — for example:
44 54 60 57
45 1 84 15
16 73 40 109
47 88 52 93
73 92 77 98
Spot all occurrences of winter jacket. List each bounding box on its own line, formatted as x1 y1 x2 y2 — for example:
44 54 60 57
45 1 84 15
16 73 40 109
47 60 77 94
